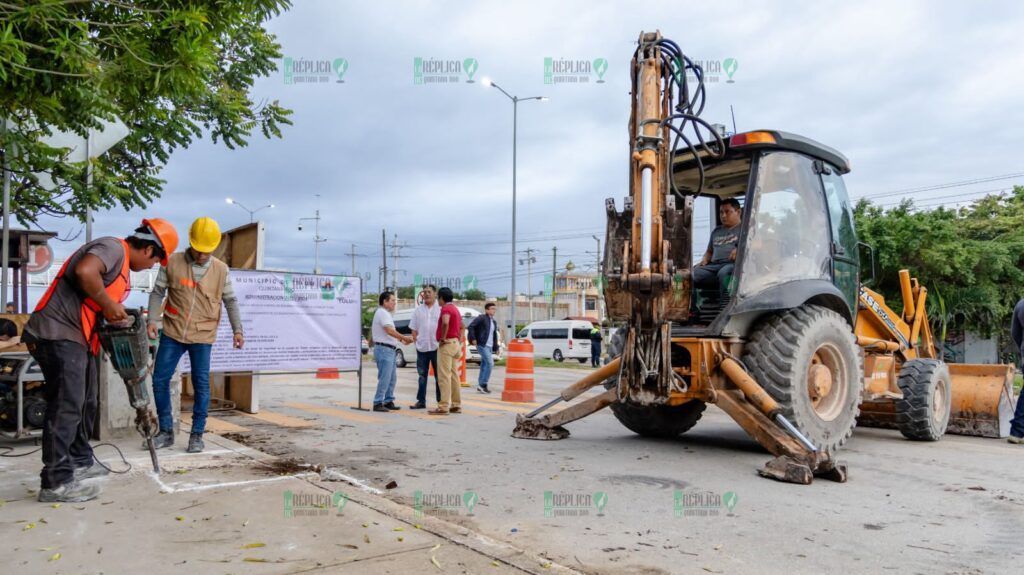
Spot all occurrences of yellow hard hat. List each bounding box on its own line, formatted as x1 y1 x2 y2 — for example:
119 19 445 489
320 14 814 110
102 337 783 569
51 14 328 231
189 217 222 253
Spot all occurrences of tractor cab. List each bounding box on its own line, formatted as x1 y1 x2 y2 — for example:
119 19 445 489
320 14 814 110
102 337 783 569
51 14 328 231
670 130 860 336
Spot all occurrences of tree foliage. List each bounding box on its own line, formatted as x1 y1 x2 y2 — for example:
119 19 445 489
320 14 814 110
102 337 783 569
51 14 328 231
854 186 1024 339
0 0 292 225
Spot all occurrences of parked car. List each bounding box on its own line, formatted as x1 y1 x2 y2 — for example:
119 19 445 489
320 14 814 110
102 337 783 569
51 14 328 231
516 319 594 363
361 335 369 355
384 306 504 367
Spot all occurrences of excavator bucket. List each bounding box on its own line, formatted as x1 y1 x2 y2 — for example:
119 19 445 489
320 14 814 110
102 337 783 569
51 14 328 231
946 363 1016 438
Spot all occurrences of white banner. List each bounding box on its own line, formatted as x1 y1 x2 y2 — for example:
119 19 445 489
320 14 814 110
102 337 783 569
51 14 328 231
180 270 362 373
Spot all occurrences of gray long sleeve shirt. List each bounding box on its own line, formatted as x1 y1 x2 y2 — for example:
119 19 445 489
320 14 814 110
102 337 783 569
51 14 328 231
147 254 243 334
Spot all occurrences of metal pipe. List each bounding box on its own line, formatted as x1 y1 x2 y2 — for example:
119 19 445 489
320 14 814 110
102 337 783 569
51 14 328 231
774 414 817 453
2 118 10 311
640 167 653 270
899 270 915 321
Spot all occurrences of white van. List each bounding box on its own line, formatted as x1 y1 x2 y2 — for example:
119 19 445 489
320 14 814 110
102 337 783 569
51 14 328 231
387 306 503 367
517 320 594 363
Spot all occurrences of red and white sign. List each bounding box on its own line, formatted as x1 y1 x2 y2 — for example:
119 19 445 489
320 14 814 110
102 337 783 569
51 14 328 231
27 242 54 274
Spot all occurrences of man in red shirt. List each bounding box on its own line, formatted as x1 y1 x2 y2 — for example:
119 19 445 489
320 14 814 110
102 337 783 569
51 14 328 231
430 287 463 415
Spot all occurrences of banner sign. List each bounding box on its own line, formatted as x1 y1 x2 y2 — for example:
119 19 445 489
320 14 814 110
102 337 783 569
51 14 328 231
181 270 362 373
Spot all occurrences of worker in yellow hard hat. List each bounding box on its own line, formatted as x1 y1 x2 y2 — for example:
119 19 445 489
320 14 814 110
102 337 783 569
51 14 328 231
147 217 245 454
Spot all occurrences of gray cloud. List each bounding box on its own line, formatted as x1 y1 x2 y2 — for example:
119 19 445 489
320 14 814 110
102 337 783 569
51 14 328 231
32 0 1024 298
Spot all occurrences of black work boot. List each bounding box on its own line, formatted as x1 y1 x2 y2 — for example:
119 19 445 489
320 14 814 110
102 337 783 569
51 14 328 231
38 479 100 503
146 430 174 450
186 433 205 453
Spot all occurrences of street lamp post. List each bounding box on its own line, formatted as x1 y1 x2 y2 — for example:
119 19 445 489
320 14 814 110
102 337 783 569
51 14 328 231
226 198 274 223
483 77 547 343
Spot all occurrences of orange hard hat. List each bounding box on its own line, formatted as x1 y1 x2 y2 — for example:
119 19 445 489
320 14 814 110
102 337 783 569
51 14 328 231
140 218 179 266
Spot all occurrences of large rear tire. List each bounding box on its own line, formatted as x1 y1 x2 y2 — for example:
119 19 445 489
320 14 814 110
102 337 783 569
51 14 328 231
742 304 863 454
895 359 951 441
604 328 707 438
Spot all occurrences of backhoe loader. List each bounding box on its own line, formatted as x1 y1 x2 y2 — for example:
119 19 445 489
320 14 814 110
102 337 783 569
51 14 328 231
511 30 1015 485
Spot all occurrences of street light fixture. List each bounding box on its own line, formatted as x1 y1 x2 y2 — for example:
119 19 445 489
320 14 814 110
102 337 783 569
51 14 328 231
483 77 547 343
226 197 275 223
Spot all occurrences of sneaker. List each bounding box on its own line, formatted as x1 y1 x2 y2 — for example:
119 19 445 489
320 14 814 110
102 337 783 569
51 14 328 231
483 386 492 394
384 402 401 411
1008 435 1024 445
410 402 426 410
73 462 110 481
372 403 389 413
146 430 174 450
186 433 205 453
38 479 100 503
476 385 487 394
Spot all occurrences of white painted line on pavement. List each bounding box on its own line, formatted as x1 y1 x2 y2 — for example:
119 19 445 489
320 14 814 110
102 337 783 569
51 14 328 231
149 471 317 493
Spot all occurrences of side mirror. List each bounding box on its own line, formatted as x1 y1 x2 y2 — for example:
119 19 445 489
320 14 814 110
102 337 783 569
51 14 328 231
857 242 876 287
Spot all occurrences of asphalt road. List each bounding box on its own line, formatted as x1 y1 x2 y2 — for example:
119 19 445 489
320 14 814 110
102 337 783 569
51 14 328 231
210 363 1023 575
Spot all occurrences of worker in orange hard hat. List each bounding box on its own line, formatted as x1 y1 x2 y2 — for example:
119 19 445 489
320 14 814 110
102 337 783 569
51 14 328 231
25 218 179 503
147 216 244 454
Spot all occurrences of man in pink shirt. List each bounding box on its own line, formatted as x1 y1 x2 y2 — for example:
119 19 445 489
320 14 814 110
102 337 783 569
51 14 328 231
430 287 463 415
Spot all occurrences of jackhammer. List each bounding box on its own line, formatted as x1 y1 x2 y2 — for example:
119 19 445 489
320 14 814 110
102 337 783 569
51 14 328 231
96 308 160 473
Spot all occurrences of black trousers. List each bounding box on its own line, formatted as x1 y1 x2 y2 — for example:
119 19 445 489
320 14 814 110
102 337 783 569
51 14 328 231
29 338 99 489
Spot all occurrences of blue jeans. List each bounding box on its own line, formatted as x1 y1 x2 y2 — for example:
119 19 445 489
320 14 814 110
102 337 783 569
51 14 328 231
1012 350 1024 438
152 334 212 435
416 349 440 404
373 345 397 405
478 346 493 388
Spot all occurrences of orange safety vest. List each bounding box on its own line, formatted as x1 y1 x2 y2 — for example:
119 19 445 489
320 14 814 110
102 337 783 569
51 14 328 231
34 240 132 355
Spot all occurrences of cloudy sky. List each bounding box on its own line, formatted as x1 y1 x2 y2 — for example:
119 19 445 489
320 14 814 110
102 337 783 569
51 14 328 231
30 0 1024 301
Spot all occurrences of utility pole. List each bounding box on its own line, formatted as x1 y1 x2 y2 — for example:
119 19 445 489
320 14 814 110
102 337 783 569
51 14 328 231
549 246 557 320
344 243 361 277
593 234 603 321
388 234 406 295
519 248 537 322
381 229 387 293
298 194 326 274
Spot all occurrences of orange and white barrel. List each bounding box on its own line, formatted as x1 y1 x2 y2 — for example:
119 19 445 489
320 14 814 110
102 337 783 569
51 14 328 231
502 339 535 402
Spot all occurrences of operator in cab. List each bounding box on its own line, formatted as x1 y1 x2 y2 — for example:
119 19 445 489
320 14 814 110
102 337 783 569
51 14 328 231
693 198 742 299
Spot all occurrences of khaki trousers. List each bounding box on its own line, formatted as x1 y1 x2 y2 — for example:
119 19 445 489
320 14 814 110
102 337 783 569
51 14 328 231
437 339 462 410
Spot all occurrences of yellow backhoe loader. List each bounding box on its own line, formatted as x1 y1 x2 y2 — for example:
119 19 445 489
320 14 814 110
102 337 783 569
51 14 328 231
511 30 1016 485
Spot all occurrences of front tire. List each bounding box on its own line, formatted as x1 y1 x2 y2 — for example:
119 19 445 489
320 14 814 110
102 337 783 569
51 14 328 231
895 359 951 441
395 349 406 368
742 304 863 454
553 349 564 362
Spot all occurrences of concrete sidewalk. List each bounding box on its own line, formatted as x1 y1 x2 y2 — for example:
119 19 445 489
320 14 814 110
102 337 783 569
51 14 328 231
0 433 579 574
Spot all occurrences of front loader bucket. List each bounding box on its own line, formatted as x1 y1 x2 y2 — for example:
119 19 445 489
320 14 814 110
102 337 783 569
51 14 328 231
946 363 1015 438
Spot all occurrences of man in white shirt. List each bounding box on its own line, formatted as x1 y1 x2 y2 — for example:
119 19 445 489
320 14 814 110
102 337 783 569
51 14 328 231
408 284 441 409
371 291 413 413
